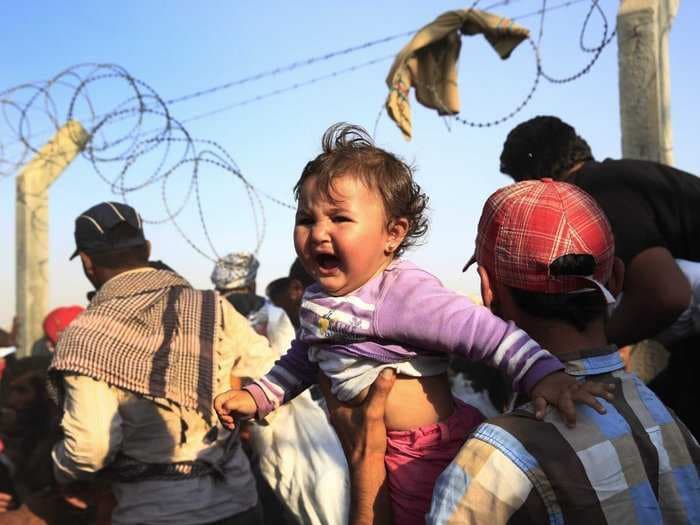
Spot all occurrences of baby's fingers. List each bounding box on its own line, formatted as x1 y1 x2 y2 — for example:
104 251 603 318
214 391 235 415
575 381 615 413
571 388 607 414
579 380 615 399
557 388 577 428
219 414 236 430
533 397 547 420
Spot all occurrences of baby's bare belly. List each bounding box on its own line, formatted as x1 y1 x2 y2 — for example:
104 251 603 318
349 373 454 431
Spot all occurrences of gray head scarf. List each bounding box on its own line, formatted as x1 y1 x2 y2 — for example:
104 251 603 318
211 252 260 290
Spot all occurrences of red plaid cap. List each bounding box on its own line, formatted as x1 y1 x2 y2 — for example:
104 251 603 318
467 179 614 296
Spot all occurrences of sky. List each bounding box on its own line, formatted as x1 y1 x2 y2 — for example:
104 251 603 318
1 1 699 327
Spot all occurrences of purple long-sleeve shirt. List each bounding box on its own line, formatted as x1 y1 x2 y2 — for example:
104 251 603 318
245 260 563 418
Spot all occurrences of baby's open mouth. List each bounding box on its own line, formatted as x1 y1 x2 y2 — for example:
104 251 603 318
316 254 340 271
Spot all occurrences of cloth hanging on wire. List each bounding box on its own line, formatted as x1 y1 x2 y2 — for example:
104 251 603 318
385 8 530 140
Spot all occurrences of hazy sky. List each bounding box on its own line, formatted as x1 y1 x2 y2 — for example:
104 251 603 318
2 1 699 326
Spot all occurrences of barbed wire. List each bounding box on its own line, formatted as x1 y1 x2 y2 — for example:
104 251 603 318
1 63 271 261
1 0 616 262
177 54 396 126
1 0 610 149
0 0 526 153
435 0 616 129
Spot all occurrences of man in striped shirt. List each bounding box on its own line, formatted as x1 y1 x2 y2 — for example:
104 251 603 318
426 180 700 523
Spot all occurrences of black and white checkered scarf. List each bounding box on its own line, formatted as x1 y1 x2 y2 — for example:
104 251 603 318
50 269 219 422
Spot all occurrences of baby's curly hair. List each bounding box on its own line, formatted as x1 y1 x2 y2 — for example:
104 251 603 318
294 123 429 256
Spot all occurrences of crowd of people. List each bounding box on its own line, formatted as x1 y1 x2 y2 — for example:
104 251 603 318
0 117 698 524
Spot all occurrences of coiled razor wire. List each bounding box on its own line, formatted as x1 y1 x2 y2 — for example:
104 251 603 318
0 64 277 261
402 0 616 130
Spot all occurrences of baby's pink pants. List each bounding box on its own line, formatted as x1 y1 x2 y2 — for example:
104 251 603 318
385 400 485 525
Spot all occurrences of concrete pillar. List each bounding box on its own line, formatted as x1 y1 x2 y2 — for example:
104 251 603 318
15 120 89 357
617 0 679 164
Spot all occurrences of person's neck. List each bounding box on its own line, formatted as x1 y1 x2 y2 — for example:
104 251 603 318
97 264 151 288
516 316 608 358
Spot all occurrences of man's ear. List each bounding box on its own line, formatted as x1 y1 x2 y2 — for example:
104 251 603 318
607 257 625 298
79 251 96 281
385 218 409 255
145 240 152 260
477 265 496 309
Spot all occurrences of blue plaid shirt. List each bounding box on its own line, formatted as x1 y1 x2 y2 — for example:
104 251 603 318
428 346 700 524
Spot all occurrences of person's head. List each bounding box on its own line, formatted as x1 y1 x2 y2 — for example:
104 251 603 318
278 257 315 328
71 202 150 289
2 356 52 426
266 277 291 306
468 180 624 343
293 123 428 296
211 252 260 294
42 306 84 351
500 116 594 182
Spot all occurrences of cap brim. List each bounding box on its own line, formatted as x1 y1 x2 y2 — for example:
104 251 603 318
462 254 476 272
69 248 79 260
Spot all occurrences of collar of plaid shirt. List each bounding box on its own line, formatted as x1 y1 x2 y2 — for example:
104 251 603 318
509 345 621 409
558 345 622 375
50 268 220 423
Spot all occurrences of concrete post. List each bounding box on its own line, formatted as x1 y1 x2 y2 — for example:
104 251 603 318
15 120 89 357
617 0 679 164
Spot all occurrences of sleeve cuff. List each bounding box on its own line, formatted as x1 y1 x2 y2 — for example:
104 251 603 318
519 357 565 394
242 383 274 420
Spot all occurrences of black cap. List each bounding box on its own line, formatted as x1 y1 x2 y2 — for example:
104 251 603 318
70 202 146 260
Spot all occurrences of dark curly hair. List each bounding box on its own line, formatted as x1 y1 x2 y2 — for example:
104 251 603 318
500 116 594 182
294 123 429 256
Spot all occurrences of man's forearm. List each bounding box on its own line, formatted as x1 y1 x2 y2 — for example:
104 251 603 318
607 247 691 346
350 454 391 525
608 291 687 346
323 369 396 525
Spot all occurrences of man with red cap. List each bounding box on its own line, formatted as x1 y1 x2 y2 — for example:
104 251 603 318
499 116 700 436
340 180 700 524
426 180 700 524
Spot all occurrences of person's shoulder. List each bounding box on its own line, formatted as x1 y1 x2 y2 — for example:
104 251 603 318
263 301 287 321
445 419 537 486
469 415 535 457
574 158 631 180
383 259 443 288
580 158 696 183
52 314 90 352
428 426 537 524
217 293 255 338
263 301 295 338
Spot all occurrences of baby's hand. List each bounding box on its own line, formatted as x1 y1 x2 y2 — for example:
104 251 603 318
214 389 258 430
529 371 615 427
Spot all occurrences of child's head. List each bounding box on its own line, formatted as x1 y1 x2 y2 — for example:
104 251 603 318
294 123 428 296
